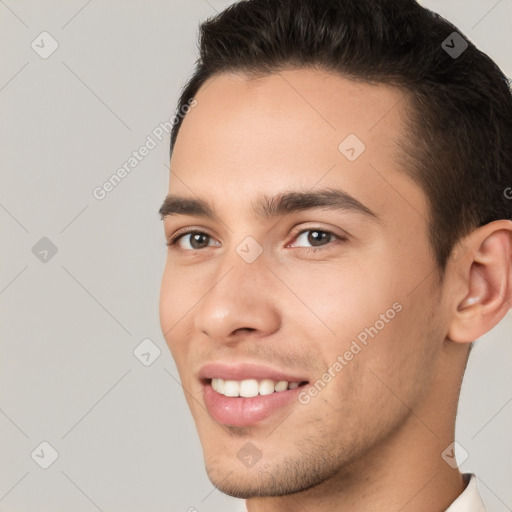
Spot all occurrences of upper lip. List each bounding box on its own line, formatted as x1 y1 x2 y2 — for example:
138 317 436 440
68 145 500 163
198 362 309 383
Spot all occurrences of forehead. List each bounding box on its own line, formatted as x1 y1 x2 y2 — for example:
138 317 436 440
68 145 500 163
169 68 427 225
176 68 408 148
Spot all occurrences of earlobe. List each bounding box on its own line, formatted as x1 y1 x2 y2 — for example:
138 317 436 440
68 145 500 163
448 220 512 343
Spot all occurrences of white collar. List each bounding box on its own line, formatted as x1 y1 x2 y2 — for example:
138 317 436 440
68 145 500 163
445 474 486 512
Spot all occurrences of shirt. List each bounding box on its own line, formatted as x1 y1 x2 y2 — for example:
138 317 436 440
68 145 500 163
446 474 486 512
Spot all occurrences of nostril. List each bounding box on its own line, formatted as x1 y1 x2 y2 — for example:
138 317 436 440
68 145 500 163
233 327 256 335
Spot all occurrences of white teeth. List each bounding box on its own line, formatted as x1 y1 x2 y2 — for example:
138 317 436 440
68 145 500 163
239 379 259 398
212 378 224 394
274 380 288 392
259 379 275 396
223 380 240 397
210 378 302 397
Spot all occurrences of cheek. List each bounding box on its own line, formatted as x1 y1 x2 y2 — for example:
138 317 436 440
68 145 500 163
305 258 438 407
339 292 440 418
159 264 194 359
158 267 174 337
302 309 428 447
281 258 399 346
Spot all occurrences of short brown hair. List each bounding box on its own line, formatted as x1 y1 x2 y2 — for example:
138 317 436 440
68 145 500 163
170 0 512 272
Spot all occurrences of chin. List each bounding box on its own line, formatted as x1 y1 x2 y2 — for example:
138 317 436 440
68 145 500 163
203 447 346 499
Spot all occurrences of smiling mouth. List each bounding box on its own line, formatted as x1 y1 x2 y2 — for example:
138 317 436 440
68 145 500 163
207 378 309 398
198 363 311 426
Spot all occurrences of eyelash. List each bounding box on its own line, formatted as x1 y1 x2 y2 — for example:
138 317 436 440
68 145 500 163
166 227 345 254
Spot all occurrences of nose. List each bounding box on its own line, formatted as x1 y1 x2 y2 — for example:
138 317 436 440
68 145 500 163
193 257 281 343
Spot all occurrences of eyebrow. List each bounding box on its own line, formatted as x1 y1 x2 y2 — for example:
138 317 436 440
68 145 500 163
158 188 378 222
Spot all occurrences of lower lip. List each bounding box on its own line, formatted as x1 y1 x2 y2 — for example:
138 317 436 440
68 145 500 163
203 382 304 427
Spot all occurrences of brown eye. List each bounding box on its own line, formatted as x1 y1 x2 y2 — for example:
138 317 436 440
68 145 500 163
186 233 211 249
169 231 219 251
308 230 331 246
292 229 337 248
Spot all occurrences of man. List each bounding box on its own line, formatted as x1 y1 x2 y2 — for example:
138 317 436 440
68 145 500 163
158 0 512 510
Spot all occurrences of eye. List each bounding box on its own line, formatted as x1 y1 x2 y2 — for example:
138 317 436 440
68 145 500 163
289 228 342 250
167 230 220 251
167 227 344 254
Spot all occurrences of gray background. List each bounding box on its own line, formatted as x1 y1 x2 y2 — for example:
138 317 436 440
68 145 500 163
0 1 510 511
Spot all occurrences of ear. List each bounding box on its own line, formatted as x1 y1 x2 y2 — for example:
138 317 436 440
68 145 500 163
447 220 512 343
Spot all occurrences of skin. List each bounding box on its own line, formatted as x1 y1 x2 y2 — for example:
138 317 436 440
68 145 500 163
159 68 512 512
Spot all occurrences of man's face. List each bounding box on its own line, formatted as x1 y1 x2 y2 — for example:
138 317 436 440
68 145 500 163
159 69 449 498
